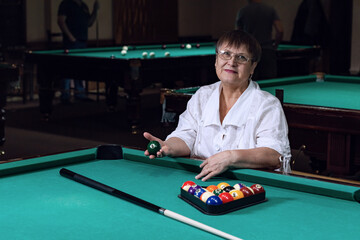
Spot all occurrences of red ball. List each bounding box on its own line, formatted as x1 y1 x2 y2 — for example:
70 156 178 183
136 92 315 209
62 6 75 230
218 192 234 204
196 44 200 48
240 187 254 197
64 49 69 54
180 44 185 49
250 184 265 194
181 181 196 190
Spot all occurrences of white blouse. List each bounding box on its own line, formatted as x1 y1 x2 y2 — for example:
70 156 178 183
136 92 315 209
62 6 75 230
166 80 291 161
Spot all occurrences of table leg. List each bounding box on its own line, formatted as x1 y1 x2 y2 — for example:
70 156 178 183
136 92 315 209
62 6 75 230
124 60 142 134
37 64 55 120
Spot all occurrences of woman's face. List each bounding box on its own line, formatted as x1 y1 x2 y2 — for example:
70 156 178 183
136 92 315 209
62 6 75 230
215 43 257 87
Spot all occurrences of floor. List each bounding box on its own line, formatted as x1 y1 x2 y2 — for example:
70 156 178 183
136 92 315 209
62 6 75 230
1 87 173 161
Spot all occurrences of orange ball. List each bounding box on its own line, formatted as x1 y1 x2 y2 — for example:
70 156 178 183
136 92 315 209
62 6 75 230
206 185 218 192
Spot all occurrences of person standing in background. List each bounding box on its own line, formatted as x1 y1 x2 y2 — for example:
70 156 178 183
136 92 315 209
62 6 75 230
235 0 283 80
57 0 99 104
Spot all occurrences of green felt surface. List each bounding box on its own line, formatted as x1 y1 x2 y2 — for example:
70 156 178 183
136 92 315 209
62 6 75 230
259 74 360 110
0 147 359 239
277 44 316 50
35 43 216 60
34 43 314 60
173 74 360 110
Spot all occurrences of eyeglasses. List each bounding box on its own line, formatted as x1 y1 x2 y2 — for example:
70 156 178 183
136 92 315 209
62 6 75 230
216 50 252 64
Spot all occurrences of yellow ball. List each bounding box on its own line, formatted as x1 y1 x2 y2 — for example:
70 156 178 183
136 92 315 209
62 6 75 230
229 189 244 200
217 182 230 190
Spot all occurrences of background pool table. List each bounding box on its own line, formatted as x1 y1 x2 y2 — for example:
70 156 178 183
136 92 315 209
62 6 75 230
24 43 320 132
0 62 19 146
162 74 360 177
0 146 359 240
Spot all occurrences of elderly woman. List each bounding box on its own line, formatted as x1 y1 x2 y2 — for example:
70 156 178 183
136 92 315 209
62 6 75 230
144 30 291 181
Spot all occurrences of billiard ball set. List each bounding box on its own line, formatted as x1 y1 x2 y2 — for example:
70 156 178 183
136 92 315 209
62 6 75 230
179 181 266 215
114 43 201 59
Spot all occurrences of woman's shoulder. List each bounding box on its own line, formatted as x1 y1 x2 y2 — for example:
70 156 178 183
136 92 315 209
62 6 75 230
194 81 221 96
251 81 282 105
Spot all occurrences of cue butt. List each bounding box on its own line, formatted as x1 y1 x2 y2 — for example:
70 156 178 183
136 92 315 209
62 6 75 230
164 210 243 240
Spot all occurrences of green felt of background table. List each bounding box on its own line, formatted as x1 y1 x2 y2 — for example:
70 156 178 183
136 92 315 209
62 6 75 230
34 43 217 60
0 147 359 240
34 43 315 60
258 74 360 110
171 74 360 111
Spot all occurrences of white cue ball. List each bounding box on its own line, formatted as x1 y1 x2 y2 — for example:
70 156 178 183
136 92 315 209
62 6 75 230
164 52 170 57
186 44 191 49
122 46 128 51
149 52 155 58
121 50 127 55
142 52 148 58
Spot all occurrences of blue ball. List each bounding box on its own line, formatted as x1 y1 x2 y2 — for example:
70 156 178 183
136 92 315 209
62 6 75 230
194 188 206 198
188 185 201 195
206 195 223 205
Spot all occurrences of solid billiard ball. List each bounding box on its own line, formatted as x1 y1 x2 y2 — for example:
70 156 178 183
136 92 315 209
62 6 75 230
217 182 230 190
194 188 206 198
161 44 167 49
240 187 254 197
180 44 185 49
200 191 215 202
234 183 247 190
185 44 191 49
250 184 265 194
147 141 161 155
64 49 69 54
181 181 196 191
164 52 170 57
223 186 235 192
218 192 234 204
196 44 200 48
149 52 155 58
212 188 224 196
206 195 223 205
205 185 218 192
229 189 244 200
121 50 127 55
142 52 148 58
188 185 201 195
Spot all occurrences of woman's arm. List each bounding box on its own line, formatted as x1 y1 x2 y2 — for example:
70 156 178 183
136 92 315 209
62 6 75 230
195 147 281 181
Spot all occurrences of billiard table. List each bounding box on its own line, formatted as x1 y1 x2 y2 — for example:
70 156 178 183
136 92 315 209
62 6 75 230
0 62 19 146
162 73 360 177
0 145 359 239
24 43 319 133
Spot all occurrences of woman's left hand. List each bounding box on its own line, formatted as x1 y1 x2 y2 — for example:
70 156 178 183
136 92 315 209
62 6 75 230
195 150 233 181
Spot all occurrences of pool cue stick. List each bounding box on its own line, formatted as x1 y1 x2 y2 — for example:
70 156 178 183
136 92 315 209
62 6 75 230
59 168 243 240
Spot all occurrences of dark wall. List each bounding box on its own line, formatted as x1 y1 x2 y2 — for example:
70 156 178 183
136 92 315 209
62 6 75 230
0 0 26 47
